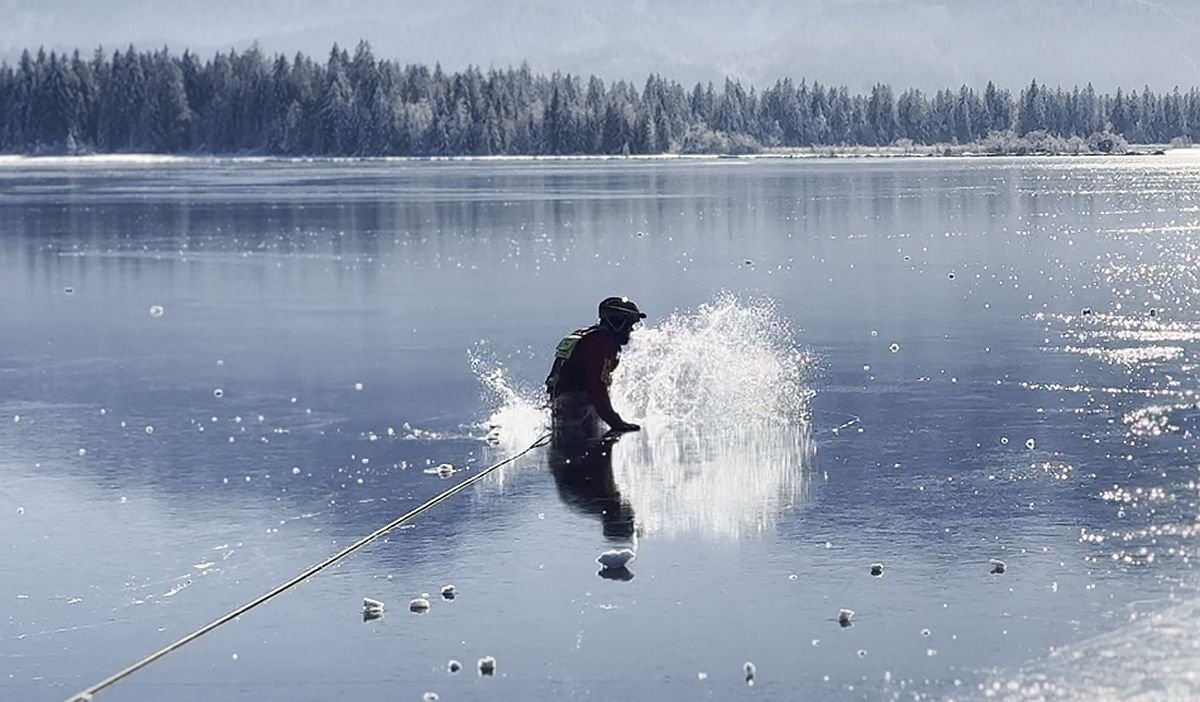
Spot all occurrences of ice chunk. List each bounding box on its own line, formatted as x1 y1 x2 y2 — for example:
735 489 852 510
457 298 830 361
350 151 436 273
409 597 431 613
447 660 462 674
478 656 496 676
838 608 855 627
596 548 636 569
441 584 457 600
423 463 456 479
362 597 385 615
990 559 1007 574
869 563 884 577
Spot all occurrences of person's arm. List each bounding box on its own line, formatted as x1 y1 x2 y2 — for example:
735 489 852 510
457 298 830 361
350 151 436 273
581 336 639 432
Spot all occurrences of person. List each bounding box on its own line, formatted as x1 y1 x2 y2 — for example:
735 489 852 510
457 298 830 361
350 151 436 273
545 296 645 442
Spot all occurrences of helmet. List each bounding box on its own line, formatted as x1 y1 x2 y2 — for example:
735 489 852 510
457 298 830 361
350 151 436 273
598 296 646 332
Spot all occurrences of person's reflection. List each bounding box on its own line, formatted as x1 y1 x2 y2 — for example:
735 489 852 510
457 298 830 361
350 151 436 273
548 434 636 543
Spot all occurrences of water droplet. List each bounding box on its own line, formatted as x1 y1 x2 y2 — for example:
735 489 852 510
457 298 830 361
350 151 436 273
144 425 154 435
148 305 165 318
16 506 24 515
64 286 75 295
213 389 224 399
231 653 238 661
889 343 900 353
354 382 364 391
447 660 462 673
947 272 955 280
422 693 439 702
870 330 879 337
921 628 931 637
78 448 87 457
292 467 301 475
12 415 19 423
857 649 868 657
697 672 708 681
1000 436 1009 445
1025 438 1036 450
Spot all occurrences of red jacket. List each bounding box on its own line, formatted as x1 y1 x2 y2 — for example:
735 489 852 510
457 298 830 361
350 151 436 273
547 326 622 427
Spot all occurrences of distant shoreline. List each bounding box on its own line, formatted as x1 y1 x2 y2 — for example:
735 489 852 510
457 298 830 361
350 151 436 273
0 146 1182 166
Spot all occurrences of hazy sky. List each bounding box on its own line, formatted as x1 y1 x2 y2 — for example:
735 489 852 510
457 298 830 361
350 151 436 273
3 0 1199 91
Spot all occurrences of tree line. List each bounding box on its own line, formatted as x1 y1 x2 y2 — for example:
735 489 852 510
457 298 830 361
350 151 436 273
1 41 1198 156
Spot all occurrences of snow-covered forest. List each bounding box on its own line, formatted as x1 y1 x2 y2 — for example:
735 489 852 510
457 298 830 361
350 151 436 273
2 42 1197 156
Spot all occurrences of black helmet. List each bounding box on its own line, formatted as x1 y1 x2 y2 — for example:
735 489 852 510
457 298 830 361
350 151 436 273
599 296 646 333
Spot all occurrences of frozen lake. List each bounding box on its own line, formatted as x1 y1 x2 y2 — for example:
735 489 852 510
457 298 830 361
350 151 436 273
2 154 1200 701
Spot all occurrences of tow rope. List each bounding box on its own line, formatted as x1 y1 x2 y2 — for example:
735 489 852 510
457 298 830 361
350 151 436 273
65 432 551 702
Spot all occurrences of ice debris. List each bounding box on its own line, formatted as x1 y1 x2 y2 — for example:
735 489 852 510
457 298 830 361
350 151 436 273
409 597 431 613
990 559 1007 574
423 463 456 479
440 584 457 600
838 608 855 627
744 661 756 685
596 548 636 570
869 563 884 577
362 597 385 616
478 656 497 676
447 660 462 674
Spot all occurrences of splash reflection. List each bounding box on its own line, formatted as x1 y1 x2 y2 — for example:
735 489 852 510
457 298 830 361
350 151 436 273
611 424 814 540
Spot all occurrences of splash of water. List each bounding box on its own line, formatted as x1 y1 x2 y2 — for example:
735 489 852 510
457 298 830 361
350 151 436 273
476 294 812 442
613 294 813 429
472 294 816 537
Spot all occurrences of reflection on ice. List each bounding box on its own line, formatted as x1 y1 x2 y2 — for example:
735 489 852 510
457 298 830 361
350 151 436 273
612 424 814 540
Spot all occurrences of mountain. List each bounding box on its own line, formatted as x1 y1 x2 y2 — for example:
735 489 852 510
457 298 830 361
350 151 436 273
2 0 1198 91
